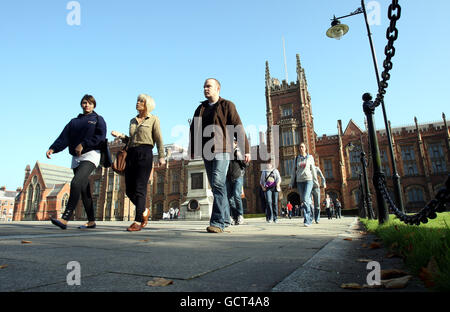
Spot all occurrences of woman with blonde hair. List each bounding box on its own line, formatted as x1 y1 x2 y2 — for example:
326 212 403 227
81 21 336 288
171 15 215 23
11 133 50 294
111 94 165 231
289 142 317 227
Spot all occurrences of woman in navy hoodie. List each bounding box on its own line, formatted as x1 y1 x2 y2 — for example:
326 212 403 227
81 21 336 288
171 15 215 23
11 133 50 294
46 94 107 229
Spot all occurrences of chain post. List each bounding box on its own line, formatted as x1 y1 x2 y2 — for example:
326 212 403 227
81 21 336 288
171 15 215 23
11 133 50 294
363 93 389 224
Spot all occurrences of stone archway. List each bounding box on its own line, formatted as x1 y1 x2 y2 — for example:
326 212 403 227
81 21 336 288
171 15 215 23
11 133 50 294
287 191 300 207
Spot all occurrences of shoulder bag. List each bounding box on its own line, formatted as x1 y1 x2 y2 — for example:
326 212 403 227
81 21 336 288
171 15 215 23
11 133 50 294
112 126 137 175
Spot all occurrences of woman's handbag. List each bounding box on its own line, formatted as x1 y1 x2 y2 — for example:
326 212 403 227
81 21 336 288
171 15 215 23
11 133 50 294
111 128 137 175
112 147 127 174
264 169 276 189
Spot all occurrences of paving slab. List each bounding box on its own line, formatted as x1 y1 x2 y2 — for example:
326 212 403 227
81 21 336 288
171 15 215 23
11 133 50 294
0 217 428 294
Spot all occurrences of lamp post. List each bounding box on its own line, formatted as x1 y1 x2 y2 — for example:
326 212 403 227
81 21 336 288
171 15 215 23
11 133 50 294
358 173 367 218
326 0 405 215
347 141 375 220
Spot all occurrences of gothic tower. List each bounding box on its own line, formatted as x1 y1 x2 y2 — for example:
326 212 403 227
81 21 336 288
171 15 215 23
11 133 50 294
265 54 317 204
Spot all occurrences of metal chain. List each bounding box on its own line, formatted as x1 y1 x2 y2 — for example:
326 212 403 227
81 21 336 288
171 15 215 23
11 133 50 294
368 0 450 224
376 174 450 225
373 0 401 107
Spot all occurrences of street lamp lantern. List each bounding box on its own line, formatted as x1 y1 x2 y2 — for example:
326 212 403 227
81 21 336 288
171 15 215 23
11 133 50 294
326 18 349 40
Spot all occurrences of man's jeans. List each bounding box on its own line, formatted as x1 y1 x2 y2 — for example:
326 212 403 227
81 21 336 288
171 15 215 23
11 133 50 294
297 180 314 225
265 188 279 222
203 153 230 229
227 176 244 221
311 186 321 223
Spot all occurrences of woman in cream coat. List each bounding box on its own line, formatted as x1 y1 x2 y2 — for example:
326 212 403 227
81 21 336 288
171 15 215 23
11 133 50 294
112 94 165 232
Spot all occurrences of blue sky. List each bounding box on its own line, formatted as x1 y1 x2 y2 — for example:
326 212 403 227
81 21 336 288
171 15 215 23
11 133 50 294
1 0 449 190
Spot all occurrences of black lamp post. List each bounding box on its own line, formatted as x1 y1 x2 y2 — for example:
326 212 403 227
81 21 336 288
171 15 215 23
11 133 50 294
358 173 367 218
347 141 375 220
326 0 405 215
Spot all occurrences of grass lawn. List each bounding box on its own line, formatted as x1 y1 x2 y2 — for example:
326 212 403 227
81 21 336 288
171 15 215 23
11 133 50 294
360 212 450 291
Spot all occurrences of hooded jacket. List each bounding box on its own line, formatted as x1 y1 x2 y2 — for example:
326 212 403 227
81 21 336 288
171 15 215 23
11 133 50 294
49 111 107 156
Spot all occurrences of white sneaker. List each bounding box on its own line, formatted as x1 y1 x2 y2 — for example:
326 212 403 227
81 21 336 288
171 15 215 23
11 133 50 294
304 223 310 227
236 215 244 225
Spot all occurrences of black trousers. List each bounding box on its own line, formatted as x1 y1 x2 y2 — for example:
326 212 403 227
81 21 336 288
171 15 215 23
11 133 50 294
326 208 332 219
125 145 153 222
62 161 96 222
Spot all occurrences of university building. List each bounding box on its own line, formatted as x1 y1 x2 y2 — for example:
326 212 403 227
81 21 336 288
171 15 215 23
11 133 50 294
13 54 449 221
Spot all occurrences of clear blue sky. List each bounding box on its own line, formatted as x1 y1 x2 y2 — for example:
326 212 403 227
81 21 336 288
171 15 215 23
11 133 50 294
1 0 449 190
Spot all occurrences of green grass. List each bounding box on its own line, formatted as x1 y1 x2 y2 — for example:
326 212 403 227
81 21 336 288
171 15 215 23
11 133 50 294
243 213 266 218
360 212 450 291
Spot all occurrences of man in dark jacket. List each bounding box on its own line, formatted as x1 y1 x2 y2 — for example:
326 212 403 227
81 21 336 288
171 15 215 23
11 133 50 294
226 140 248 225
189 78 250 233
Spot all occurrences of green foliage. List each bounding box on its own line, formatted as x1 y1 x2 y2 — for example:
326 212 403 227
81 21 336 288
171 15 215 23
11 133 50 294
360 212 450 291
243 213 266 218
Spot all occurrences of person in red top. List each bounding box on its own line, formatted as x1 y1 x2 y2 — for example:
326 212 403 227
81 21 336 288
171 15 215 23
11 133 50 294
287 201 293 219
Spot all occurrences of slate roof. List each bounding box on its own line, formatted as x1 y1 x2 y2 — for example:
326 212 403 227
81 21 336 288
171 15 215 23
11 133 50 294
37 162 73 187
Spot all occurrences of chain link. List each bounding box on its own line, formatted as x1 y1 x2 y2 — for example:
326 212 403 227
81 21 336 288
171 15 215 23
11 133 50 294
376 175 450 225
368 0 450 224
374 0 401 107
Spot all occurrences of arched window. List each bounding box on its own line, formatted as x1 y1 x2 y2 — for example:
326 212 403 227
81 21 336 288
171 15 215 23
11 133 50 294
407 186 425 203
171 172 180 193
351 188 361 206
326 190 340 202
26 184 33 213
61 194 69 210
169 201 179 210
157 174 164 194
33 183 41 212
154 201 164 219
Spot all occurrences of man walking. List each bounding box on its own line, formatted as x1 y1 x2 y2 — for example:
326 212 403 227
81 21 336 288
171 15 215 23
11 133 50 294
189 78 250 233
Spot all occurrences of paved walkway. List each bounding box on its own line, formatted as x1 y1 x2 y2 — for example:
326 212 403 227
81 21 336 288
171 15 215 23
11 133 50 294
0 216 426 293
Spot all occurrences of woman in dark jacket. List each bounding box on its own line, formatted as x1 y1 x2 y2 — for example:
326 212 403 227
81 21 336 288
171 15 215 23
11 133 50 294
46 94 107 229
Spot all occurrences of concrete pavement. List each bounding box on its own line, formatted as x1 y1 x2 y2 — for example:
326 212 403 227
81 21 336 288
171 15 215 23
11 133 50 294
0 216 426 293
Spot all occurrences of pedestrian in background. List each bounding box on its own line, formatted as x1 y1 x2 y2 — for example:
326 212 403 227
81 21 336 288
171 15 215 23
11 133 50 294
287 201 293 219
227 139 248 225
334 198 342 219
311 165 326 224
47 94 106 230
111 93 165 232
323 193 334 220
289 142 317 227
260 160 281 223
